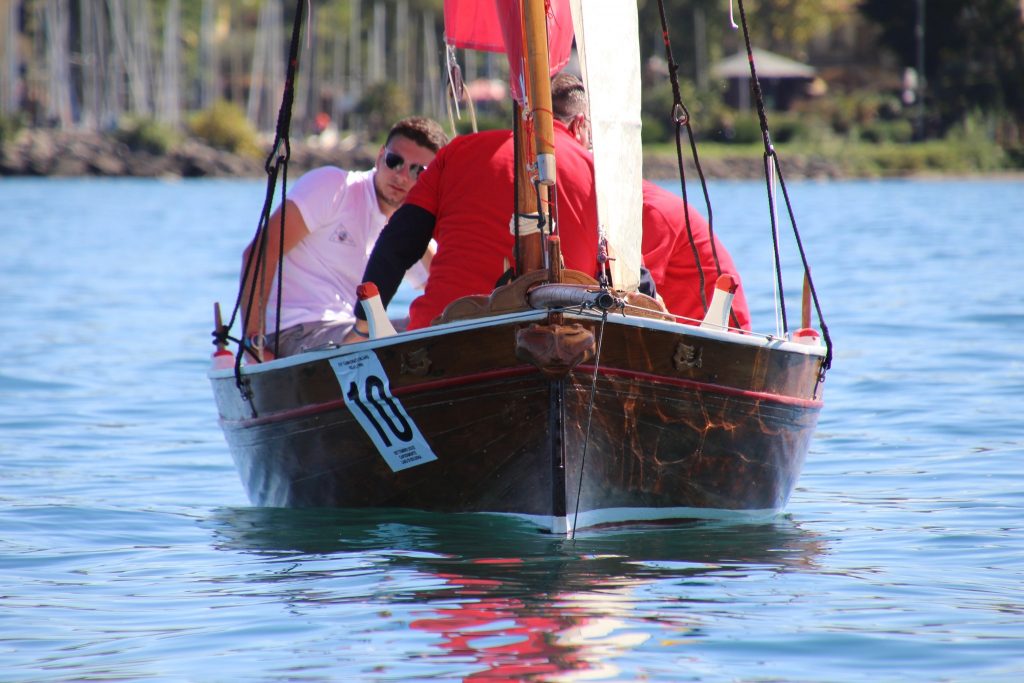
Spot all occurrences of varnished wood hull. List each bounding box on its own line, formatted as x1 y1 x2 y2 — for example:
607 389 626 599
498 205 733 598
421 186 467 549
211 313 824 533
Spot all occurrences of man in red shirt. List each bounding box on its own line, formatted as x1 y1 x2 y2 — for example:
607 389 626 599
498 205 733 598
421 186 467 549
351 119 600 331
551 72 751 330
639 182 751 329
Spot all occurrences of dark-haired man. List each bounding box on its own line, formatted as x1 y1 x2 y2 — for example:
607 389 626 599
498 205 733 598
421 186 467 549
348 108 601 335
241 116 448 358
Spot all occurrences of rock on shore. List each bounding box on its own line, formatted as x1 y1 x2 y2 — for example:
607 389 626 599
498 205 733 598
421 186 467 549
0 128 376 179
641 151 843 181
1 128 843 180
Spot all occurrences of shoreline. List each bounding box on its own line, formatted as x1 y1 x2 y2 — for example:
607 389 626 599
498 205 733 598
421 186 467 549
0 127 839 180
0 128 376 180
2 128 1020 181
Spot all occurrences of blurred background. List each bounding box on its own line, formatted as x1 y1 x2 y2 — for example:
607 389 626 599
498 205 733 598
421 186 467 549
1 0 1022 177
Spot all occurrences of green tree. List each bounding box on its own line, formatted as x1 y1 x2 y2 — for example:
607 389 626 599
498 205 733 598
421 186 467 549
741 0 858 57
634 0 860 141
859 0 1024 138
637 0 856 69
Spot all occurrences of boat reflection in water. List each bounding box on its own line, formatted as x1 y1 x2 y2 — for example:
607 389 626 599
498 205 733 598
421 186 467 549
206 509 826 679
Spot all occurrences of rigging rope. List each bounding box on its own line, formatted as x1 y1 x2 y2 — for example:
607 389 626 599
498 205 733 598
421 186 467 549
571 309 610 539
734 0 832 373
220 0 307 374
655 0 739 327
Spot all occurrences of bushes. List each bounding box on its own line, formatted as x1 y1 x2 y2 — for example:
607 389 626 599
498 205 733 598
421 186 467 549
640 78 727 145
858 119 913 144
114 116 181 154
187 101 262 158
0 112 26 146
947 113 1008 172
1005 145 1024 169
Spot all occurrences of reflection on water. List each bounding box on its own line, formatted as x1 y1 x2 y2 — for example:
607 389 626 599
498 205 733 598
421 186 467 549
205 508 826 680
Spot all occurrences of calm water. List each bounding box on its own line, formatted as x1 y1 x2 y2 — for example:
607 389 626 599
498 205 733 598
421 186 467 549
2 176 1022 682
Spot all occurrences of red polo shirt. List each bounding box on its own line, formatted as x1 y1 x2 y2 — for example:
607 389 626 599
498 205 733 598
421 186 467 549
403 123 599 329
641 180 751 330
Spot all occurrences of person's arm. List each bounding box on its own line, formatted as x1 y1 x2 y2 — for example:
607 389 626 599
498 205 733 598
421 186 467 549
418 238 436 274
639 201 673 293
401 238 436 291
345 203 436 340
240 199 309 346
638 264 658 299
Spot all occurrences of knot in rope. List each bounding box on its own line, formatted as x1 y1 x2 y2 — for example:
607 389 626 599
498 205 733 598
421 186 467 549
211 326 231 349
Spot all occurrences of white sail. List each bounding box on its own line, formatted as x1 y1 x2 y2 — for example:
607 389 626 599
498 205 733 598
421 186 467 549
570 0 644 291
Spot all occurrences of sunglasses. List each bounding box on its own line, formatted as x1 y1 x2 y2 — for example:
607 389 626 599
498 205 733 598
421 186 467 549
383 150 428 180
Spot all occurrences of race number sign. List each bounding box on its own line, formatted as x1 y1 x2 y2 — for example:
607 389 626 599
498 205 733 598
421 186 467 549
330 351 437 472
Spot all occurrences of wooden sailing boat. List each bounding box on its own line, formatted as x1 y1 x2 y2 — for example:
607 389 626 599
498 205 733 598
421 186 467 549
209 0 831 534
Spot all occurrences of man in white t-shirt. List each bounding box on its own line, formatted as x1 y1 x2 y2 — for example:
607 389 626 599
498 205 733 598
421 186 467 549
241 116 447 359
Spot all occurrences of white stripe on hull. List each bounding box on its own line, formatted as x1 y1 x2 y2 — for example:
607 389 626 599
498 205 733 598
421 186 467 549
490 505 782 535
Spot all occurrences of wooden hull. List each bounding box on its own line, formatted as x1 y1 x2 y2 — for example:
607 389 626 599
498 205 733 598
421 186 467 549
211 313 824 533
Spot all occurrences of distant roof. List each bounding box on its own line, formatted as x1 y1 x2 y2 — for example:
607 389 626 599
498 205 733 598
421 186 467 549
712 48 815 79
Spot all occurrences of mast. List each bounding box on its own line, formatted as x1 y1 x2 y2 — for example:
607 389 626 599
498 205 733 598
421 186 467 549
396 0 410 93
42 0 74 128
199 0 219 110
522 0 556 187
159 0 182 128
248 0 283 133
370 1 385 85
79 0 100 128
1 1 17 116
514 0 557 275
421 11 441 120
348 0 363 127
441 0 573 276
132 0 154 116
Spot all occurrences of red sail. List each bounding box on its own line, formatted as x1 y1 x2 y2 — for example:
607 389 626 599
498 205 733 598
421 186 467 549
444 0 574 103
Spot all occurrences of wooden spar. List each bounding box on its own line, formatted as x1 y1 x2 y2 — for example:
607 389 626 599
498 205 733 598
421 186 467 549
513 119 544 273
513 0 558 275
801 271 811 330
213 302 228 352
523 0 556 186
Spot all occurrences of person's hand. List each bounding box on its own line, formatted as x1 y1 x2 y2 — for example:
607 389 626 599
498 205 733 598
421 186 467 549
243 333 275 363
243 345 275 363
342 321 371 344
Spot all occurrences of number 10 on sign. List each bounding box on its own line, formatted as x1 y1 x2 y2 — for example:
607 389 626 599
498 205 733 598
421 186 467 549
330 351 437 472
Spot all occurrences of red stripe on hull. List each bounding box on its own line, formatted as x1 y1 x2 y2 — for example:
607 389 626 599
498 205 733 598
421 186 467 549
578 365 824 409
221 362 817 429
